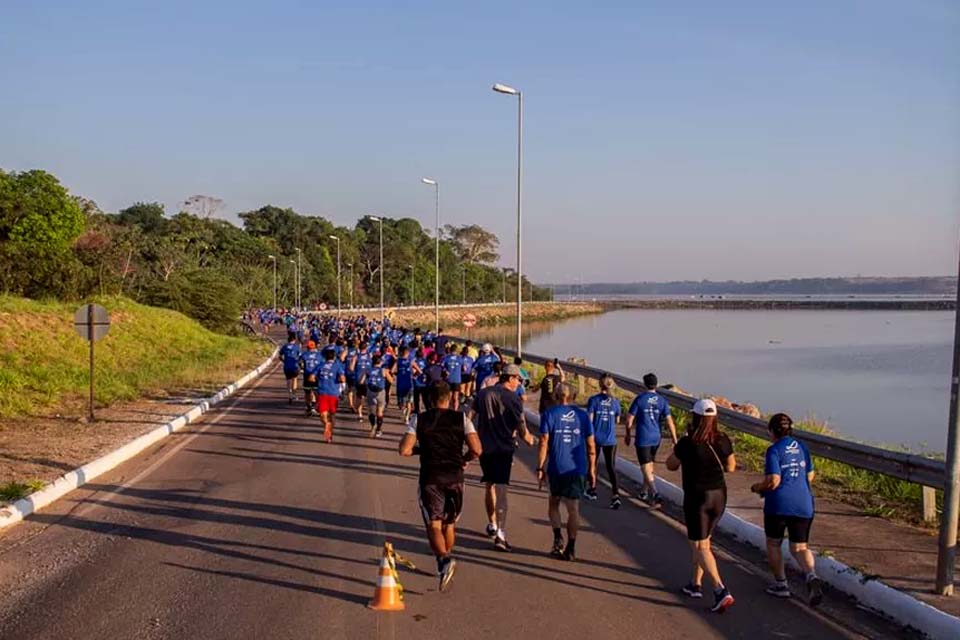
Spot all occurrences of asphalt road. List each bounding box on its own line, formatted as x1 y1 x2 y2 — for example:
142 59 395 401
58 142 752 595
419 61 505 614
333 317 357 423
0 364 905 639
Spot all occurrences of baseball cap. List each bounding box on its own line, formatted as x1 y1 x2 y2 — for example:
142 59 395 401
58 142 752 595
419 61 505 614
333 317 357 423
306 340 317 349
693 399 718 416
503 364 522 377
481 343 493 353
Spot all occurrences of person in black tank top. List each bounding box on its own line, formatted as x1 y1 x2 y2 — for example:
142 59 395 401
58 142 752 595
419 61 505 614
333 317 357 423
399 382 482 592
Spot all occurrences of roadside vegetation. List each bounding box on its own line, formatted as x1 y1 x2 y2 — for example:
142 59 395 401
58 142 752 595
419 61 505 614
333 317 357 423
0 295 272 419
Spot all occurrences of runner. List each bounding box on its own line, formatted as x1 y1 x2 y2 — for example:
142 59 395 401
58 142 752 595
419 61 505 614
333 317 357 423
441 343 463 410
344 339 359 414
399 382 483 592
537 383 596 561
624 372 678 506
412 347 428 415
586 373 622 508
316 347 345 443
279 332 302 403
750 413 824 606
473 343 499 389
460 345 475 401
470 364 536 551
360 353 394 437
394 345 415 422
299 340 322 416
422 352 445 411
665 399 736 612
354 341 373 422
536 359 565 420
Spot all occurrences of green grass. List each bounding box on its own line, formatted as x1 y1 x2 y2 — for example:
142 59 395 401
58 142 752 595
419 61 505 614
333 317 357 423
0 479 46 502
0 295 272 418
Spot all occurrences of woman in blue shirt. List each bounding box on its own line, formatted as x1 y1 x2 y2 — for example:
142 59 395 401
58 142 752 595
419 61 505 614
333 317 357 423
585 373 622 509
750 413 823 606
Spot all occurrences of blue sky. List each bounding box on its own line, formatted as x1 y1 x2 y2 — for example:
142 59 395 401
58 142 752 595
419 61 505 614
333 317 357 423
2 1 958 282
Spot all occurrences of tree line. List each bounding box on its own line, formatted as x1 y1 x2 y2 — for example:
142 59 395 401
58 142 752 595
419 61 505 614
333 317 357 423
0 169 548 329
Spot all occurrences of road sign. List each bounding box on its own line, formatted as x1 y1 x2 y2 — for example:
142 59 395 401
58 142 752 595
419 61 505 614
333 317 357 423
74 304 110 342
463 313 477 329
74 304 110 422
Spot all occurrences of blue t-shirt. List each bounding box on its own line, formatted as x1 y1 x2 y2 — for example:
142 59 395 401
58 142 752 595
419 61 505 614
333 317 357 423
396 356 414 391
763 437 815 518
345 348 359 379
413 357 428 388
540 405 594 477
461 355 475 375
587 393 621 447
366 366 386 391
317 360 343 396
300 350 322 377
280 343 301 372
628 392 670 447
355 351 373 379
474 353 499 384
442 354 463 384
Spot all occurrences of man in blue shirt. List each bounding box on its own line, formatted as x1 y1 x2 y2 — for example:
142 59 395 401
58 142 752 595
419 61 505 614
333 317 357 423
624 372 678 507
473 344 500 389
441 345 464 410
751 413 823 606
537 383 597 562
316 348 345 443
299 341 323 417
279 332 302 403
586 373 622 509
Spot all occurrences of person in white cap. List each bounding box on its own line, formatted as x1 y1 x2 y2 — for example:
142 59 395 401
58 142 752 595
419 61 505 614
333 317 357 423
473 343 500 389
665 398 737 613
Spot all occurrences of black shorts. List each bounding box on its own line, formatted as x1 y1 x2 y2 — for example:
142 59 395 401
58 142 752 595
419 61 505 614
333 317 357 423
764 514 813 543
549 473 585 499
683 488 727 541
418 481 464 525
463 373 474 383
356 382 367 396
636 445 659 465
303 377 318 391
448 382 462 393
284 368 299 380
479 452 514 485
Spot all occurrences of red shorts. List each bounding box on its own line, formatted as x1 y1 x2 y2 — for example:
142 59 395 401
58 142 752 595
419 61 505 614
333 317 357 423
317 395 339 414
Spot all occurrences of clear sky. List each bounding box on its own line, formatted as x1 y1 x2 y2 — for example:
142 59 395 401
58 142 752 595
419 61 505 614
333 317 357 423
2 1 958 283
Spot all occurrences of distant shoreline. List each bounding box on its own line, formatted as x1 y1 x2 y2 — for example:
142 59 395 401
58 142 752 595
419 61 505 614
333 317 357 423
592 298 954 311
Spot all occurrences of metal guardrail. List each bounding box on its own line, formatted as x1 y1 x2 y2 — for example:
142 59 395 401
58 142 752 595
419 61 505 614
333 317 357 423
458 339 945 490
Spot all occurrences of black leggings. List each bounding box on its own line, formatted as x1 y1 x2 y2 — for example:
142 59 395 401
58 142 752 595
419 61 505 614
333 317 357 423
598 444 619 495
413 387 426 414
683 488 727 541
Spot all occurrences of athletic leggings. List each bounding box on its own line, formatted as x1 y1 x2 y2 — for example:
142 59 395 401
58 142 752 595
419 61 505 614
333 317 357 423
599 444 619 495
413 387 426 414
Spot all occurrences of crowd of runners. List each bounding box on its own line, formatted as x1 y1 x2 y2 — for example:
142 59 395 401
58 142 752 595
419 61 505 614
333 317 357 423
262 309 823 614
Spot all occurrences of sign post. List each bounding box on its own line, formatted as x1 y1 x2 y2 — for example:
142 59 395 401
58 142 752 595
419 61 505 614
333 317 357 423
73 304 110 422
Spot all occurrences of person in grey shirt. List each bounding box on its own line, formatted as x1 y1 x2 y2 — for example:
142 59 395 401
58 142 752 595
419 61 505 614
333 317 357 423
469 364 537 552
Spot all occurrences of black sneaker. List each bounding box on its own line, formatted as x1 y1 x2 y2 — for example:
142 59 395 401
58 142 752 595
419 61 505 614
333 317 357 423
610 495 622 510
806 576 824 607
485 523 498 538
561 544 576 562
651 493 664 508
550 538 565 558
439 558 457 592
765 582 791 599
584 487 598 501
681 583 703 599
711 588 735 613
494 536 512 553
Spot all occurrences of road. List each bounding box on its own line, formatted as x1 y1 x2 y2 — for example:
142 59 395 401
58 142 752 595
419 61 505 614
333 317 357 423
0 363 904 639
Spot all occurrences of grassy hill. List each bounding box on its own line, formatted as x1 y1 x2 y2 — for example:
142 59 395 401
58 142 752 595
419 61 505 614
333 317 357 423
0 296 272 419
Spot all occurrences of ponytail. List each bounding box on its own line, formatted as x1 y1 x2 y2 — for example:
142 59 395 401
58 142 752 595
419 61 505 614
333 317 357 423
768 413 793 438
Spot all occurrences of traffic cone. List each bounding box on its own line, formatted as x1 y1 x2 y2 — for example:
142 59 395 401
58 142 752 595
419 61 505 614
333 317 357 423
368 542 405 611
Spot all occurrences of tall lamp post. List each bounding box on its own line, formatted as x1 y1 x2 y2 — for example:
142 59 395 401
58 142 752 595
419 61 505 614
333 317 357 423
368 216 384 321
289 260 296 307
937 248 960 594
492 82 523 355
328 235 341 317
421 178 440 332
267 254 277 310
346 263 354 308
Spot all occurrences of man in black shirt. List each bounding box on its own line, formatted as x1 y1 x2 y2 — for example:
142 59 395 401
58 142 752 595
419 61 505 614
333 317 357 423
470 364 537 552
400 382 482 592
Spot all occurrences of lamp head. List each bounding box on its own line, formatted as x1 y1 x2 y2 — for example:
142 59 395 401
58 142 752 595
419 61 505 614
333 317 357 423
492 83 519 95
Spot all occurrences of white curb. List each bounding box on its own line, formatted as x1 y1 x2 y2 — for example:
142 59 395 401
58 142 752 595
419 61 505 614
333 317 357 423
0 347 278 532
523 410 960 640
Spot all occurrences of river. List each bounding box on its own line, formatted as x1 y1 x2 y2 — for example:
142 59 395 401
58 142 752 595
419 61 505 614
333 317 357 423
475 308 953 453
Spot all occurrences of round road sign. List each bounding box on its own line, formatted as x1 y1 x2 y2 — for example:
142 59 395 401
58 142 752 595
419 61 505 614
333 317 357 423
463 313 477 329
74 304 111 342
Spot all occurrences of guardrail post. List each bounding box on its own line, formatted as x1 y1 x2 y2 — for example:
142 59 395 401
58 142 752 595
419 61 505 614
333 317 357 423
923 486 937 523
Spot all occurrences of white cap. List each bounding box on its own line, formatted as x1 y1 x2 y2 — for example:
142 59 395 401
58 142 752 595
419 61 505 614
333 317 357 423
693 398 718 416
481 343 493 353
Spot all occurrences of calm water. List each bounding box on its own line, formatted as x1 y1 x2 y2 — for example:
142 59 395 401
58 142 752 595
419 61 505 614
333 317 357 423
477 309 953 453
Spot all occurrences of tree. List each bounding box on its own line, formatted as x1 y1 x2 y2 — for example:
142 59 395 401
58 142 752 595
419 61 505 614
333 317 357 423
117 201 166 234
444 224 500 264
0 169 85 254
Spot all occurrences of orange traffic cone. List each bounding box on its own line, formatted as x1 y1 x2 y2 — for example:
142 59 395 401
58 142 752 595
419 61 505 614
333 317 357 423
368 542 405 611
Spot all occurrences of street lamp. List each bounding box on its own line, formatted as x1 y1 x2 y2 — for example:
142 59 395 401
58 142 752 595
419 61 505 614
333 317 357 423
267 254 277 310
328 235 341 317
346 263 354 308
289 260 296 306
492 82 524 355
294 248 302 309
421 178 440 332
367 216 384 321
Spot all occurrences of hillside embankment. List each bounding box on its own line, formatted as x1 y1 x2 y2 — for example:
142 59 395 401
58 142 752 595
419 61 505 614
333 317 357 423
386 301 604 329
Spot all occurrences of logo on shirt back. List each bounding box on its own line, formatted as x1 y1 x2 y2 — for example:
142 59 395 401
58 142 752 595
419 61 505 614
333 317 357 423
562 410 576 420
785 440 800 453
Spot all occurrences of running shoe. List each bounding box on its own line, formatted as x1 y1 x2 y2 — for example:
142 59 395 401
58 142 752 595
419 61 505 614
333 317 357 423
765 582 791 599
650 493 664 508
681 583 703 599
439 558 457 592
550 538 565 558
610 495 622 510
374 429 383 438
584 487 598 501
561 545 576 562
494 536 512 553
485 523 498 538
806 576 824 607
711 588 735 613
638 490 649 503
